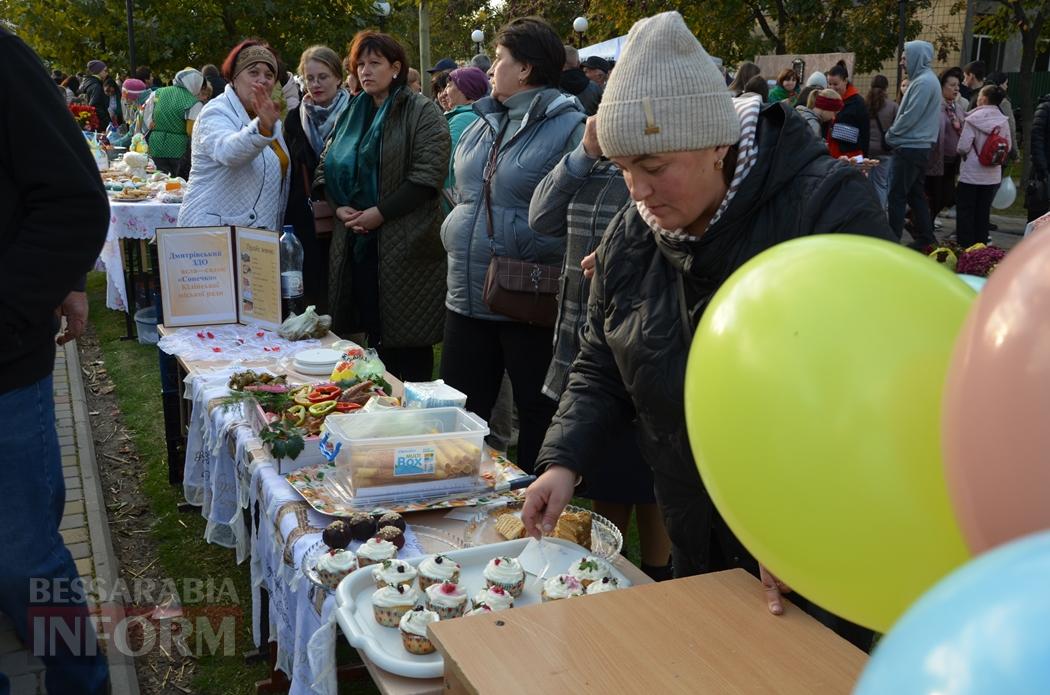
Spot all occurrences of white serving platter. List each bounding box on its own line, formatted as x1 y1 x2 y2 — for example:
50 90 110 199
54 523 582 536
334 536 632 679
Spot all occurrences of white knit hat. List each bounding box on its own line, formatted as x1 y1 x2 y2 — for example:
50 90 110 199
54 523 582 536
597 11 740 159
806 71 828 88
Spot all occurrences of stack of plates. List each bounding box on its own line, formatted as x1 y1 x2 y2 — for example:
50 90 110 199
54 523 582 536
292 348 343 376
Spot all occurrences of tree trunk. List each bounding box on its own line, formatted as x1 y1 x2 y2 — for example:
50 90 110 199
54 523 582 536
1017 27 1039 189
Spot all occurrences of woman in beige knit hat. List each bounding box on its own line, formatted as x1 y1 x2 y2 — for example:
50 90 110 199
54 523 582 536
523 11 891 650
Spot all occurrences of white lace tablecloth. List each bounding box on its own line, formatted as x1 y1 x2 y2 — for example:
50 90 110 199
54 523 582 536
98 199 181 311
182 371 424 695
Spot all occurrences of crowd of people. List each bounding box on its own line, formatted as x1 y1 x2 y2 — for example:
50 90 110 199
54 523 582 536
7 8 1050 690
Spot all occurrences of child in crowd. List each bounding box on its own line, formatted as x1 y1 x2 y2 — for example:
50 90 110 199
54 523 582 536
768 68 799 105
957 84 1011 246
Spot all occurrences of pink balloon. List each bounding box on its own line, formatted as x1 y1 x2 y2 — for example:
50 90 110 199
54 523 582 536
943 232 1050 554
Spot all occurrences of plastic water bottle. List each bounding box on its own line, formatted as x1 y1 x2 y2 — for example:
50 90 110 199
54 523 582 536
279 225 305 319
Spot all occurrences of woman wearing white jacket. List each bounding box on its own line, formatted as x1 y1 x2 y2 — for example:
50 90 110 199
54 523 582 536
179 40 290 231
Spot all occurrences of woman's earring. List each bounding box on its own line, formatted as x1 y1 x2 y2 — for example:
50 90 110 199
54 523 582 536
393 73 398 79
715 159 724 170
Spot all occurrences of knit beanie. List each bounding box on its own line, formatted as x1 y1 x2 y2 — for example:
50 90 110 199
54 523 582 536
805 71 828 89
596 11 739 159
87 60 107 75
449 67 489 101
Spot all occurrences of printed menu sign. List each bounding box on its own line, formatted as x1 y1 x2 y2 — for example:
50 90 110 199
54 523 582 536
157 227 237 327
234 227 281 330
157 226 281 329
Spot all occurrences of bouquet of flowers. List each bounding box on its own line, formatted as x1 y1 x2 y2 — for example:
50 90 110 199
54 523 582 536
927 242 1006 278
69 104 100 132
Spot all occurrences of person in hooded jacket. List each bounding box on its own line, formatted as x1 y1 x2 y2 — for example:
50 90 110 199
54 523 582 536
522 11 891 649
441 17 586 474
885 41 941 248
826 60 869 158
957 85 1011 246
560 44 602 116
80 60 109 131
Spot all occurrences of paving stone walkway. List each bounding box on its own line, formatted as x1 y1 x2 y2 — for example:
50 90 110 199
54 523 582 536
0 341 139 694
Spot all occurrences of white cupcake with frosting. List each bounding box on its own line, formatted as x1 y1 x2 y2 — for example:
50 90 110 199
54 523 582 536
568 556 611 588
399 606 439 654
424 581 469 620
372 559 418 589
418 554 460 590
483 556 525 597
314 548 356 590
473 585 514 612
541 574 584 602
357 537 397 567
372 583 420 627
585 576 621 595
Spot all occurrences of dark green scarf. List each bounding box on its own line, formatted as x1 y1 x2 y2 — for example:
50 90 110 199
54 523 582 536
324 88 399 260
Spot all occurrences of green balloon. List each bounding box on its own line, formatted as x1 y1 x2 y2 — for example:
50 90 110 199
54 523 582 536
685 235 972 633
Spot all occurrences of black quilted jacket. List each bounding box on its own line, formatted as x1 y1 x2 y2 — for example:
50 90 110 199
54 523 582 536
317 89 451 347
536 102 893 573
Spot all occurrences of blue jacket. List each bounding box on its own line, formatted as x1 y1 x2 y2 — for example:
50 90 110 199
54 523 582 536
886 41 940 149
441 88 585 320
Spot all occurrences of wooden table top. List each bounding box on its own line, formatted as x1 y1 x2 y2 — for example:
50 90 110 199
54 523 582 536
430 569 867 694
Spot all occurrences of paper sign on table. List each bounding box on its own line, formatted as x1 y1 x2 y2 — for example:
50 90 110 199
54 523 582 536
157 226 281 329
233 226 281 330
157 226 237 327
516 537 580 578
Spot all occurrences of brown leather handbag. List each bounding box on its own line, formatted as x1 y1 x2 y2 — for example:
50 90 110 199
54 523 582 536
479 126 560 327
302 164 335 237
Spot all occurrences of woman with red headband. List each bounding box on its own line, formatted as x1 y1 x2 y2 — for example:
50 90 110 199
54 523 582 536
179 39 289 233
795 88 843 141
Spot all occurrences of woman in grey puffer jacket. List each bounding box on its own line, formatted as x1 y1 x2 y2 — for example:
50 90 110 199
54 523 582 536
440 17 585 473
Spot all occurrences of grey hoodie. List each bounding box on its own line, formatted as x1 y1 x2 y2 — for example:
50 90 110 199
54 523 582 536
886 41 940 149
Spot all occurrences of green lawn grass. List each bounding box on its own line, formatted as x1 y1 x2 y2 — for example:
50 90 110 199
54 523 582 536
86 272 268 693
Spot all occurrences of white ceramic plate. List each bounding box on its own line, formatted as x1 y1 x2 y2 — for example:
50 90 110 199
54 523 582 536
293 360 339 376
294 348 343 366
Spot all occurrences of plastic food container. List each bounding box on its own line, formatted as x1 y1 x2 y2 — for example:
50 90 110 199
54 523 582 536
321 407 488 504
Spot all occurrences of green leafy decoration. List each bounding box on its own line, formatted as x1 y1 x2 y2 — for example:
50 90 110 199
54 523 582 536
259 420 307 461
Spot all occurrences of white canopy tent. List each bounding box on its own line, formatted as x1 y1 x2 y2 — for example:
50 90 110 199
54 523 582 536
579 35 627 61
580 34 723 68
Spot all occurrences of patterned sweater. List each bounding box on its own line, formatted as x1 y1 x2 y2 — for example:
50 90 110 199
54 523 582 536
528 143 630 400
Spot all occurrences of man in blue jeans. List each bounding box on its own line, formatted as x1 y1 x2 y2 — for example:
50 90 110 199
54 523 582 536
885 40 941 250
1 27 111 694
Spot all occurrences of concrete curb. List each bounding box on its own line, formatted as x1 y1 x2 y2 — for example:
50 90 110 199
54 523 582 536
65 340 141 695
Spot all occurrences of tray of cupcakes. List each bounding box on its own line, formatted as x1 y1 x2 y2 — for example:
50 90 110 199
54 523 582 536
302 512 466 592
333 537 632 679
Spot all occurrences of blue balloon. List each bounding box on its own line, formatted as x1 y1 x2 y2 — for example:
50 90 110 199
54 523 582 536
958 274 987 293
855 530 1050 694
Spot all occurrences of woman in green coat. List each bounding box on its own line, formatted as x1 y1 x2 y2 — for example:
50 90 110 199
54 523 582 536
147 68 206 176
315 32 451 382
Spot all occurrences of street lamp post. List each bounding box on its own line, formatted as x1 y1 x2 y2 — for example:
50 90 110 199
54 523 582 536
125 0 137 74
471 29 484 56
374 1 391 31
573 16 588 49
